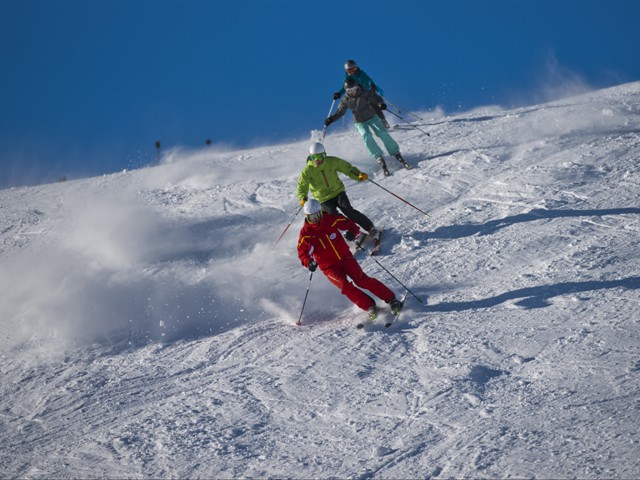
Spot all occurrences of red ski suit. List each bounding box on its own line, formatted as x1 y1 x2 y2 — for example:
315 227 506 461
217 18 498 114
297 212 394 311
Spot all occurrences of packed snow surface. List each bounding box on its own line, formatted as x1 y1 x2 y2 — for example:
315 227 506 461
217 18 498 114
1 82 640 479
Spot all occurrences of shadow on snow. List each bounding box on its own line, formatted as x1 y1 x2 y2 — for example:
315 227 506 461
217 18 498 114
421 207 640 240
426 276 640 312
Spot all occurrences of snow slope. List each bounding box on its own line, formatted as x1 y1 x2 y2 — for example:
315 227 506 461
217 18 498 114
1 82 639 479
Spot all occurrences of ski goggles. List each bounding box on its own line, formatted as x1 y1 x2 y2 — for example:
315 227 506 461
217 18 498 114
306 211 323 223
346 85 360 97
310 152 326 165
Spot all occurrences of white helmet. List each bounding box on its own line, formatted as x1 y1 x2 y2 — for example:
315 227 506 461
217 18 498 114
304 198 322 216
309 142 325 156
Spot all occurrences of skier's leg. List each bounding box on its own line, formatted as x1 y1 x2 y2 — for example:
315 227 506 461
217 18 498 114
320 196 339 215
343 257 395 303
374 106 390 128
354 121 384 160
334 192 374 232
370 117 400 156
323 265 375 310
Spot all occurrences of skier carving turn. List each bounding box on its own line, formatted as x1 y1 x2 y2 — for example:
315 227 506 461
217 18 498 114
297 199 403 324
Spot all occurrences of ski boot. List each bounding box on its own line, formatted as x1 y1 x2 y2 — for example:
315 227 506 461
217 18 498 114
389 297 404 316
369 227 382 244
357 304 379 329
394 153 412 170
377 157 391 176
354 231 368 249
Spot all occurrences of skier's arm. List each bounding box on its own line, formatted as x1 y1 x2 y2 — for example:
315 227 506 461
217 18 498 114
333 157 362 181
358 71 374 90
359 70 383 95
296 171 310 204
367 90 385 108
326 99 348 125
333 216 360 238
297 235 313 268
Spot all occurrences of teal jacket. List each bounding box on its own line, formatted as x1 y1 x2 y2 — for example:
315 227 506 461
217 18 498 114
297 155 363 204
336 69 384 97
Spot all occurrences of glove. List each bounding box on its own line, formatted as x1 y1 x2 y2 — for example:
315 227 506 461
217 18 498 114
358 172 368 181
308 260 318 272
324 117 333 127
378 103 387 110
299 197 307 207
333 92 341 100
344 231 356 242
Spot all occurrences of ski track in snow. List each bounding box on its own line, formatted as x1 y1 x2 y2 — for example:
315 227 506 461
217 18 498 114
1 82 640 478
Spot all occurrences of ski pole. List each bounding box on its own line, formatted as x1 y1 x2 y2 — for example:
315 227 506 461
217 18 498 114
296 271 314 326
273 205 303 248
320 98 336 143
386 109 431 136
382 97 423 121
356 245 423 303
367 179 429 217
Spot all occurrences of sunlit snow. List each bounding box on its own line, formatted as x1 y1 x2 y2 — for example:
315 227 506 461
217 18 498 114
1 82 639 479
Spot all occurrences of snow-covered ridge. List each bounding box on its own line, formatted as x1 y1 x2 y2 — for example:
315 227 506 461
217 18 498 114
1 82 639 478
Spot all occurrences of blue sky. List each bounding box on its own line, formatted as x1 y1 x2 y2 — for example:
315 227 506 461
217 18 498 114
1 0 639 188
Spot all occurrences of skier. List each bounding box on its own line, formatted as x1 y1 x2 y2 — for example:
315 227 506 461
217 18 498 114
297 142 381 244
333 59 390 128
325 78 411 176
297 199 403 321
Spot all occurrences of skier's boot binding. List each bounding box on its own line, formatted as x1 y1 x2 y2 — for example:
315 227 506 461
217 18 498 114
395 153 412 170
378 157 391 176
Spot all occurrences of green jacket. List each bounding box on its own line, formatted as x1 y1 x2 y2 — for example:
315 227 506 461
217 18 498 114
297 155 363 203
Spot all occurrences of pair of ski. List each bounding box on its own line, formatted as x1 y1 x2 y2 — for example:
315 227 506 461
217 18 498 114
356 291 408 329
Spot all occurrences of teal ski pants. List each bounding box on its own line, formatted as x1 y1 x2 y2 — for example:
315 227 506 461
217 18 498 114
354 116 400 160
